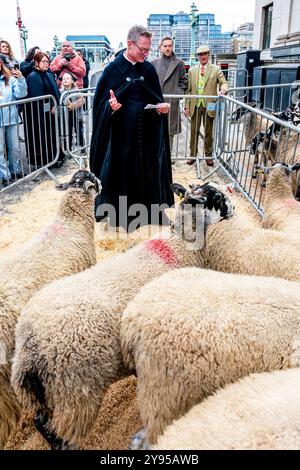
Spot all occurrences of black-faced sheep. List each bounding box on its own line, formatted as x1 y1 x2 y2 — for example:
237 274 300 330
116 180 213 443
0 170 101 448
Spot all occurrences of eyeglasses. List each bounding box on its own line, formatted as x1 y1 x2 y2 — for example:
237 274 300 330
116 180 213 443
40 60 50 64
133 42 151 55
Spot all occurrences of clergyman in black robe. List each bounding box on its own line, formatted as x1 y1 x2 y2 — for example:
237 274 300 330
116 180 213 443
90 26 174 232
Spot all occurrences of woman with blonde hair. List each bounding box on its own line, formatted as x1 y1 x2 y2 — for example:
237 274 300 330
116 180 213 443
0 40 19 70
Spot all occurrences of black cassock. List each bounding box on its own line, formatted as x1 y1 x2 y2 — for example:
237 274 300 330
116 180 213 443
90 53 174 231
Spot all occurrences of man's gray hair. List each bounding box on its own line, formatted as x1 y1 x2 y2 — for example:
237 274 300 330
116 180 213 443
127 25 152 42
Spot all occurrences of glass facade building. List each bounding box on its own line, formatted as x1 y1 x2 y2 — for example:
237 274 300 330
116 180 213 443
147 9 232 63
65 35 112 63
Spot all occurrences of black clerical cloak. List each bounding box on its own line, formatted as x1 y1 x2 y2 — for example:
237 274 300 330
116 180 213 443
90 53 174 229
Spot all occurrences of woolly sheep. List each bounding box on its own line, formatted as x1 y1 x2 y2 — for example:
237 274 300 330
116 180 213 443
252 111 300 194
0 169 101 448
120 267 300 446
152 368 300 450
251 108 300 192
203 184 300 281
260 133 300 197
261 163 300 234
10 182 235 449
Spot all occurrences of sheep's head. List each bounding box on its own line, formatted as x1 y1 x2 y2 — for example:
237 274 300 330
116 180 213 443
56 170 102 194
170 182 235 245
255 161 293 177
229 102 256 123
255 162 300 199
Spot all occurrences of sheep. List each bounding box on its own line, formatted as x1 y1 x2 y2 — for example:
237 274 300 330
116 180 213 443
229 101 257 124
0 169 101 449
261 162 300 234
244 109 271 147
202 183 300 281
10 182 235 450
260 132 300 197
120 267 300 446
251 109 300 192
152 368 300 450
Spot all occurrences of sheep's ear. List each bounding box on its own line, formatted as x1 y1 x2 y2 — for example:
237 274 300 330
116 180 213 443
292 163 300 171
56 182 70 191
171 183 188 199
83 181 96 193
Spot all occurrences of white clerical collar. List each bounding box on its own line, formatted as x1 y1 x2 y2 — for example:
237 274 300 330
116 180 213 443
123 52 137 65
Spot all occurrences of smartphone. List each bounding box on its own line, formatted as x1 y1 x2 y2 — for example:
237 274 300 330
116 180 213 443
13 64 20 70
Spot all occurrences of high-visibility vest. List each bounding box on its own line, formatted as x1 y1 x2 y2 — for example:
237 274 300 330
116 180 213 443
196 69 205 108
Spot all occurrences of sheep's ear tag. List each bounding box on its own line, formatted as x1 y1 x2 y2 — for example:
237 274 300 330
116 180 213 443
179 192 184 201
257 168 264 174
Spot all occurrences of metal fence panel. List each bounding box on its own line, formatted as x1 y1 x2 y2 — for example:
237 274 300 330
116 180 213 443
0 95 60 192
3 89 300 218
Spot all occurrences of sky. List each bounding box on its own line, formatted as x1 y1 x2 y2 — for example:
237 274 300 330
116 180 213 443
1 0 256 58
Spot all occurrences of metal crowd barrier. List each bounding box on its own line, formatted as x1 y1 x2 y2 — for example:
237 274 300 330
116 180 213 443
59 88 95 168
215 95 300 214
0 95 60 191
2 89 300 219
228 81 300 112
59 91 223 181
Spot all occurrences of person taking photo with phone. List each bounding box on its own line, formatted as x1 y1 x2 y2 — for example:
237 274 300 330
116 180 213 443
50 41 86 89
0 40 19 72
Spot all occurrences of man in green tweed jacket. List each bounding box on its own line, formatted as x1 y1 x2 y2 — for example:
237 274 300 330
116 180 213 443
184 45 228 166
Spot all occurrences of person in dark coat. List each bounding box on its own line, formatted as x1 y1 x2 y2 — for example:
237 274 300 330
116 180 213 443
20 46 41 78
90 25 174 232
24 52 61 169
76 49 90 89
152 37 188 152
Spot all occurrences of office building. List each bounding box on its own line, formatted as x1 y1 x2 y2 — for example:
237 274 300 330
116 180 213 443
65 35 112 63
253 0 300 61
147 5 232 64
232 22 254 53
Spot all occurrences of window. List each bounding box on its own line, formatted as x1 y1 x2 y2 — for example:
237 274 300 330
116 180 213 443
262 3 273 49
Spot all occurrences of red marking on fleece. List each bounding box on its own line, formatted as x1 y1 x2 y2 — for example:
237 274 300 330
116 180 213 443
42 223 67 238
281 198 300 209
144 239 179 266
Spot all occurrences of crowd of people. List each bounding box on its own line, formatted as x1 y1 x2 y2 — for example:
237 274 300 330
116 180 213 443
1 26 228 231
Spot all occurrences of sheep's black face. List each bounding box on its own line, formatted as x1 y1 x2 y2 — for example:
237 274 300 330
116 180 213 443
271 162 291 175
171 182 235 223
230 102 256 123
192 183 235 222
56 170 102 194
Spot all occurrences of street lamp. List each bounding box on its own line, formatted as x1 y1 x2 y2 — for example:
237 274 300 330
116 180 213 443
189 2 199 67
20 25 28 55
53 35 59 55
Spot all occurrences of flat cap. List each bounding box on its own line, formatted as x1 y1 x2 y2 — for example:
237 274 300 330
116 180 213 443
196 45 210 54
